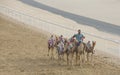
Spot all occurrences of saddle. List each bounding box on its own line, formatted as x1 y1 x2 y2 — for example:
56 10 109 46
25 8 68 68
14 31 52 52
48 39 54 47
76 41 81 46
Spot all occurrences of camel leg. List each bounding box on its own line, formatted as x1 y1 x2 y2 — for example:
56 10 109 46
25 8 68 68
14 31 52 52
57 49 61 65
78 53 80 66
70 52 74 66
67 54 69 65
51 48 54 60
76 52 78 65
82 54 85 63
60 55 62 60
91 53 94 66
80 53 84 66
84 54 86 63
91 53 93 62
58 50 62 65
62 51 65 61
51 49 52 59
80 54 83 64
47 47 50 56
58 54 60 65
59 55 62 65
87 53 89 62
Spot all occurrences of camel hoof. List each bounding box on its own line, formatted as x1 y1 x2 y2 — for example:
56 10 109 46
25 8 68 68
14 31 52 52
58 63 61 65
50 57 53 60
62 59 65 62
82 59 85 63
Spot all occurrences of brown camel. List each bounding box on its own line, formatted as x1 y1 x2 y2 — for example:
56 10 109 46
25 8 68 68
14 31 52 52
55 37 68 65
47 35 62 60
64 38 75 65
74 41 86 66
56 41 65 65
64 39 86 66
85 41 96 62
47 35 57 59
47 40 55 59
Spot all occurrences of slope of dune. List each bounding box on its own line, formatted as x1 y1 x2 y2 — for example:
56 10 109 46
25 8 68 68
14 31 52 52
0 14 120 75
0 0 120 57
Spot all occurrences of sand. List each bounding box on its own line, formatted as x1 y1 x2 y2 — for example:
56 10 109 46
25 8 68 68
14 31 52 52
0 14 120 75
0 0 120 35
0 0 120 58
35 0 120 26
0 0 120 74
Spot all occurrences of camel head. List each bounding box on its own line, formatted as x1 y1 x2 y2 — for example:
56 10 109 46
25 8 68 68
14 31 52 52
72 39 78 46
55 35 59 41
92 41 96 47
64 38 69 46
92 41 96 52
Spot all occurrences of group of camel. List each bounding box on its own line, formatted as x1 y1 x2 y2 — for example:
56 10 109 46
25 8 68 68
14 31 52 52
47 35 96 66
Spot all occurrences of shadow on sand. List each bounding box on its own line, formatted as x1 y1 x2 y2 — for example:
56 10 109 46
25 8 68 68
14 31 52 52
19 0 120 36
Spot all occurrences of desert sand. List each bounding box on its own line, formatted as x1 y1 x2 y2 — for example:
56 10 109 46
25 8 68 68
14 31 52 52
0 0 120 75
0 0 120 57
0 14 120 75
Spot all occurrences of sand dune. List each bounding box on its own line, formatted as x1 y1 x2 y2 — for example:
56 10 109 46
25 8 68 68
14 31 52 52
0 14 120 75
0 0 120 57
20 0 120 36
35 0 120 26
0 0 120 74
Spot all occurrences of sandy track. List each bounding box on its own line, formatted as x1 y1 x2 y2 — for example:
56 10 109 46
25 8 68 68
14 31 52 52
0 15 120 75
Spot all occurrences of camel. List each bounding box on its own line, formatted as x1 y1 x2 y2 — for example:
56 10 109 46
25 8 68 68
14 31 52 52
64 38 74 65
85 41 96 62
74 41 86 66
47 35 56 59
55 36 68 65
47 35 63 60
54 35 59 47
56 41 65 64
64 38 86 66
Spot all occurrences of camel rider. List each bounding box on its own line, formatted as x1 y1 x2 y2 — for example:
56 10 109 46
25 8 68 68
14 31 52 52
57 41 64 54
87 41 91 50
59 35 65 43
48 35 54 47
72 29 85 46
